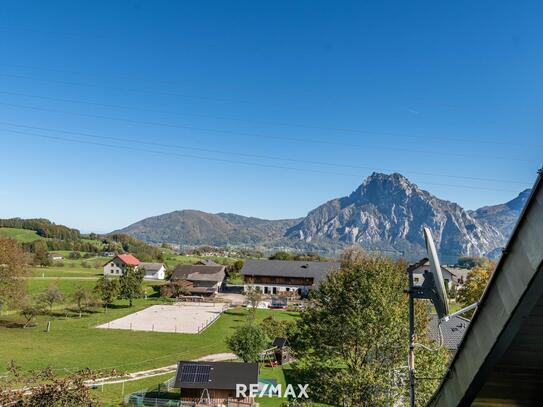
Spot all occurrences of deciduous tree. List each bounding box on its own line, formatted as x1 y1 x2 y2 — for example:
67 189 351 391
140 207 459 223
94 276 120 309
457 263 495 312
246 286 263 319
226 323 268 362
118 266 144 307
72 286 96 317
0 236 28 312
38 284 64 314
292 248 448 407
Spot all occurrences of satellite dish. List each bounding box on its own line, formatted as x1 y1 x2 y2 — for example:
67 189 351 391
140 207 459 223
423 227 449 319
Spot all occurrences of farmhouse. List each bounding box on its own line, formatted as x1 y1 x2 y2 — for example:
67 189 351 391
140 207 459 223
174 361 258 406
139 262 166 280
407 258 457 289
241 259 340 295
171 263 226 296
103 253 141 276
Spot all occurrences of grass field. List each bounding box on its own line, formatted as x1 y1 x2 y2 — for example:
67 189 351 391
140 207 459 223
0 227 44 243
0 302 298 374
0 303 301 405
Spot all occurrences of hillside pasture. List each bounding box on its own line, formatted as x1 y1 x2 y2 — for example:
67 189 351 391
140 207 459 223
0 227 44 243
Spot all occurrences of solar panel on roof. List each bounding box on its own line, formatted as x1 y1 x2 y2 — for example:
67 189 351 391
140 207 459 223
180 364 212 383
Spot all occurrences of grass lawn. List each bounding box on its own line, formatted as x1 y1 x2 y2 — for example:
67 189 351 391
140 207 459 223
0 305 299 375
0 227 44 243
162 254 242 271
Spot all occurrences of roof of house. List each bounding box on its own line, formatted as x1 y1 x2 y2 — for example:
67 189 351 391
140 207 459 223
195 259 219 266
173 361 258 390
171 264 225 282
428 172 543 406
272 337 288 349
428 314 470 351
115 253 141 266
240 259 340 284
139 262 164 271
407 257 452 275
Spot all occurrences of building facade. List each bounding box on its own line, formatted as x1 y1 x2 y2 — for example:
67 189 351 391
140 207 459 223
241 259 340 295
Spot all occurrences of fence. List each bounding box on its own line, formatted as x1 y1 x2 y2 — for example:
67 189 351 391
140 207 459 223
196 303 229 334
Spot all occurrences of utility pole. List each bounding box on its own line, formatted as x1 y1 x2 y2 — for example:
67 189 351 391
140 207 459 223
408 268 416 407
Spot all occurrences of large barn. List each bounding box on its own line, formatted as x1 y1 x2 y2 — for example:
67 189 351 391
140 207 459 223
241 259 340 295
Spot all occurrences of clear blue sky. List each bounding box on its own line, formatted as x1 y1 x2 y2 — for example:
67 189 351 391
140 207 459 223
0 1 541 233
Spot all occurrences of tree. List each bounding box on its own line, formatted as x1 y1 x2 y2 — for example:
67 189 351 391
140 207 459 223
456 256 492 269
246 286 263 319
38 285 64 314
259 316 295 340
291 248 448 407
118 266 144 306
160 280 191 299
232 259 244 272
31 239 51 267
94 276 120 309
72 286 96 317
226 323 268 362
457 263 495 312
20 301 44 328
0 236 29 312
0 364 119 406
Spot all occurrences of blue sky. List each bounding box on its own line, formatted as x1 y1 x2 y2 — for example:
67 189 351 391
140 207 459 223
0 0 542 233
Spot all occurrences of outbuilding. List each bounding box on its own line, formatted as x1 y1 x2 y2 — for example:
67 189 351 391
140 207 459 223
173 361 258 406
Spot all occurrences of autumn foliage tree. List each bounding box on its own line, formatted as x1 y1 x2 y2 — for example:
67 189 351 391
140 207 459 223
457 262 495 312
0 236 29 312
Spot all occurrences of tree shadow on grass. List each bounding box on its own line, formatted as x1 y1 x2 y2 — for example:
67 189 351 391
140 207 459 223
224 309 247 317
0 319 27 328
105 304 131 310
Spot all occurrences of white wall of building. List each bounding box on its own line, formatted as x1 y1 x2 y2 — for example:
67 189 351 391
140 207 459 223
103 259 126 276
244 283 305 295
143 266 166 280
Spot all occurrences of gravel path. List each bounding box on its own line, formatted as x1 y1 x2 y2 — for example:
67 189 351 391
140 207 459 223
87 353 237 386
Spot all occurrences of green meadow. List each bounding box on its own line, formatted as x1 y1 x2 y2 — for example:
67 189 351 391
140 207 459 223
0 227 44 243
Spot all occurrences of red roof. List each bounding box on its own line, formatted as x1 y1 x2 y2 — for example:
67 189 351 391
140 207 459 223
116 253 141 266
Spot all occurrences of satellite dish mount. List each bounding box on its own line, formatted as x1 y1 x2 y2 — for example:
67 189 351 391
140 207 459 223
407 227 451 407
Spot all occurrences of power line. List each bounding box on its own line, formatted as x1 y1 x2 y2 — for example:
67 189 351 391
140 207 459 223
0 128 523 193
0 121 532 186
0 101 537 164
1 89 539 149
0 73 541 148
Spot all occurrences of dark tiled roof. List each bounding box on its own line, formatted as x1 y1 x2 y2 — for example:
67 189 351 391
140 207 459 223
195 259 219 266
171 264 225 282
241 259 340 284
428 314 470 351
272 337 288 348
174 361 258 390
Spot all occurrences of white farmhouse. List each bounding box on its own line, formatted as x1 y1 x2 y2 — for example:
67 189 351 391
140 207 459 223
139 262 166 280
103 254 141 276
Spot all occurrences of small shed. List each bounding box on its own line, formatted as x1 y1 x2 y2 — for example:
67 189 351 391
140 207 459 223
174 361 258 406
272 337 292 365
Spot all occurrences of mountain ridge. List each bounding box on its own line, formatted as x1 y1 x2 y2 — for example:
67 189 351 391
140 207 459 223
115 173 528 258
